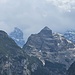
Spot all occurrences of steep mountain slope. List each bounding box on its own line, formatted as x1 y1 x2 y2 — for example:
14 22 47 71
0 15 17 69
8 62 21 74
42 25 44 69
0 30 28 75
9 27 25 47
0 30 22 55
23 26 75 69
0 30 67 75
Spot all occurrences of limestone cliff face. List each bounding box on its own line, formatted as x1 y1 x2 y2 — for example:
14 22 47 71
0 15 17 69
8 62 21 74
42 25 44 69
0 30 67 75
1 27 75 75
0 30 28 75
23 27 74 52
23 27 75 70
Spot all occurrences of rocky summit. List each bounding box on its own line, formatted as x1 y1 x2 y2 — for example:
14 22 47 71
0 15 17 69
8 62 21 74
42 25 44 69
38 26 53 38
1 27 75 75
0 30 67 75
0 30 40 75
23 26 75 70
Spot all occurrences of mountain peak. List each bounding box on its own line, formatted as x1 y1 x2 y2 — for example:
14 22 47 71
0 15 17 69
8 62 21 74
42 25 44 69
38 26 52 38
9 27 25 47
42 26 51 31
14 27 23 34
40 26 52 33
10 27 23 39
0 30 8 37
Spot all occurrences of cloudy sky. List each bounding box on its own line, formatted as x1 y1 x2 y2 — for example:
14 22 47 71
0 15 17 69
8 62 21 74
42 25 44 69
0 0 75 40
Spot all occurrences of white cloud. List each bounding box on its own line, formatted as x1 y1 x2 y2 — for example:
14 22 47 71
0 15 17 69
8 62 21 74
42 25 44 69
46 0 75 12
0 0 8 4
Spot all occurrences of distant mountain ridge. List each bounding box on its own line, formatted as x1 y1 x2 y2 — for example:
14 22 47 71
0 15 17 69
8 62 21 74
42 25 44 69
9 27 25 47
0 29 67 75
1 26 75 75
23 26 75 70
64 30 75 43
64 30 75 75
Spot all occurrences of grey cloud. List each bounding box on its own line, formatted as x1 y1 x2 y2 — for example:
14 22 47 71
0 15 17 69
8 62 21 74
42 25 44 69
0 0 75 40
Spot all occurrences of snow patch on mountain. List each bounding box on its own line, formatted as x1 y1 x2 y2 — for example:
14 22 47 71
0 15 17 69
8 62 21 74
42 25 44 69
64 30 75 43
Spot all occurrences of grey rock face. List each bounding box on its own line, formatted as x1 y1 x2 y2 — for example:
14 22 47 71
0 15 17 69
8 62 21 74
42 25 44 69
67 61 75 75
38 26 53 38
23 27 57 52
23 27 75 70
0 30 8 38
9 27 25 47
0 30 28 75
1 27 75 75
23 27 75 52
0 31 37 75
0 30 66 75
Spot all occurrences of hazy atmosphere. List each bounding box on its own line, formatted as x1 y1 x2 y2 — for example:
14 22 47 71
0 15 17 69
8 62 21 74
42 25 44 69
0 0 75 39
0 1 75 75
